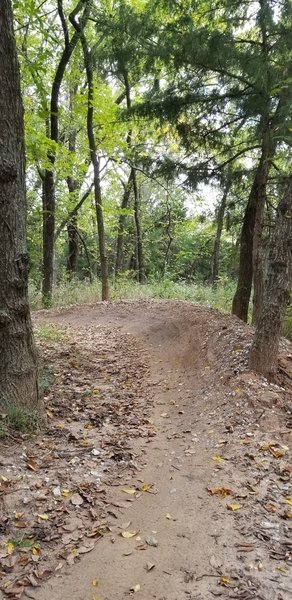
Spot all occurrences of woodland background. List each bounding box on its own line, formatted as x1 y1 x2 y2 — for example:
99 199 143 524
13 0 292 336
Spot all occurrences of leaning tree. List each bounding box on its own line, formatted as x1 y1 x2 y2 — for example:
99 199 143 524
0 0 39 410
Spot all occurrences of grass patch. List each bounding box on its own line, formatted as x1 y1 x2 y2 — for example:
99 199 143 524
35 323 65 343
0 406 40 438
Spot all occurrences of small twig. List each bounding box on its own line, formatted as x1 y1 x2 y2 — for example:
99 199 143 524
195 573 220 581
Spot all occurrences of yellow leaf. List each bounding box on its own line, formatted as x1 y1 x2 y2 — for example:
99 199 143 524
6 542 15 555
284 496 292 506
71 548 78 556
121 531 139 539
46 410 53 418
92 578 99 587
37 513 49 521
32 545 41 556
208 487 233 499
130 584 140 593
270 448 284 459
122 488 137 495
219 576 230 586
227 503 241 511
166 513 172 519
212 456 225 462
141 484 152 492
62 489 71 497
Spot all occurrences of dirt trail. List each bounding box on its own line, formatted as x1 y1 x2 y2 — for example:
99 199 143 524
1 301 291 600
36 301 236 600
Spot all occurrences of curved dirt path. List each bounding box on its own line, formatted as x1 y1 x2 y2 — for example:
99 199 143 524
32 300 291 600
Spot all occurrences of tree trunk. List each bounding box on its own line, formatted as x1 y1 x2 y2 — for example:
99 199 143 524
42 168 55 305
70 9 109 300
42 0 89 306
132 169 145 283
232 136 271 322
210 183 230 286
67 215 79 275
249 177 292 377
115 173 133 275
0 0 39 410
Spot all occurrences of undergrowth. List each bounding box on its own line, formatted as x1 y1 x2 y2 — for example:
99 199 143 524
29 278 292 340
0 406 40 438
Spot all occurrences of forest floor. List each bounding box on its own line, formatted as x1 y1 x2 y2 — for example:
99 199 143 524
0 300 292 600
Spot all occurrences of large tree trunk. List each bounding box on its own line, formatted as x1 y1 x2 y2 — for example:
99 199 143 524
210 182 230 286
249 178 292 377
0 1 39 410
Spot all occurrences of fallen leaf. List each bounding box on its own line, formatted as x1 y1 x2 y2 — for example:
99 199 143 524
6 542 15 555
62 489 71 497
165 513 172 519
37 513 49 521
130 584 141 592
263 502 277 513
141 484 153 492
219 576 230 586
227 503 241 511
145 535 158 547
122 488 137 495
121 531 139 539
26 458 38 471
270 448 285 459
285 496 292 506
146 562 155 571
212 456 225 462
208 486 233 498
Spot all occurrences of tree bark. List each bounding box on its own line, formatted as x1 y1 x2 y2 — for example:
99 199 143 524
249 178 292 377
210 182 230 286
0 0 39 410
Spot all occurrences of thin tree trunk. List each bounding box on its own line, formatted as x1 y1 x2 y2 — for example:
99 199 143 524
132 169 145 283
210 182 230 286
0 0 39 409
115 173 133 275
70 7 109 300
249 177 292 377
67 214 79 275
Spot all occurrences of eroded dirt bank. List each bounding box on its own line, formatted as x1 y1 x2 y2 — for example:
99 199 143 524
0 301 291 600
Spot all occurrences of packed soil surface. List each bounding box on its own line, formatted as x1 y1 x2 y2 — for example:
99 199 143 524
0 300 291 600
